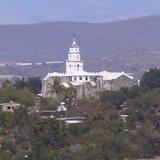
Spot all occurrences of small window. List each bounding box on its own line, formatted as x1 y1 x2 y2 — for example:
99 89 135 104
7 106 11 110
80 77 82 80
74 77 77 81
86 77 88 80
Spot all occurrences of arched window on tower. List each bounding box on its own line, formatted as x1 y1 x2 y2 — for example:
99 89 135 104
77 64 80 71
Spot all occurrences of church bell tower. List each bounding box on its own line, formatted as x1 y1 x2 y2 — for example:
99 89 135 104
66 37 83 74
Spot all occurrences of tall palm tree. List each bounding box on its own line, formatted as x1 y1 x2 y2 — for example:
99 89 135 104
63 83 76 100
46 78 76 100
46 77 64 99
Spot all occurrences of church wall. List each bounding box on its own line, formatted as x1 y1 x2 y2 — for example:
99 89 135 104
41 80 47 96
76 79 103 99
76 83 97 99
109 75 135 91
103 80 112 90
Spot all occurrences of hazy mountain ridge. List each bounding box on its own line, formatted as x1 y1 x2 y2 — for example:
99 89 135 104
0 15 160 77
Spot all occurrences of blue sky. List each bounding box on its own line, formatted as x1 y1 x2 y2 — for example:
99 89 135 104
0 0 159 24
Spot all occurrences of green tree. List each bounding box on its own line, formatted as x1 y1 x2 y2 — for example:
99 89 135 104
0 112 14 127
100 86 142 106
1 79 12 89
0 150 13 160
143 137 160 158
14 77 26 89
32 119 68 159
15 77 41 94
45 148 69 160
128 88 160 111
83 133 130 160
39 97 59 110
0 88 36 106
25 77 41 94
141 68 160 89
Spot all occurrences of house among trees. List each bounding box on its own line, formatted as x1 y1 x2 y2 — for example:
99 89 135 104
0 101 21 112
41 37 135 99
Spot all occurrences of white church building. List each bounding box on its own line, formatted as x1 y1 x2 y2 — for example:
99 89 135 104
41 38 135 98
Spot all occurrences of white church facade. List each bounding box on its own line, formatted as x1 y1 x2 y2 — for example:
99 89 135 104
41 38 135 98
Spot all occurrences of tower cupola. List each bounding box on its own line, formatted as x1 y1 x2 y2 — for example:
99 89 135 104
66 37 83 74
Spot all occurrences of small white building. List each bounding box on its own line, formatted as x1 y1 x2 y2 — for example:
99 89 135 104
57 102 67 112
0 101 21 112
120 114 129 123
41 37 135 98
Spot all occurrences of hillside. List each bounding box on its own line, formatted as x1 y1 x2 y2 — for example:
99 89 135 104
0 15 160 77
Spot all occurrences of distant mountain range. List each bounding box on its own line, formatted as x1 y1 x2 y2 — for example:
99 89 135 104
0 15 160 78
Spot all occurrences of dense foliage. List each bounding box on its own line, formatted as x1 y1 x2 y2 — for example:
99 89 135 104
0 88 36 106
141 68 160 90
0 70 160 159
14 77 42 94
